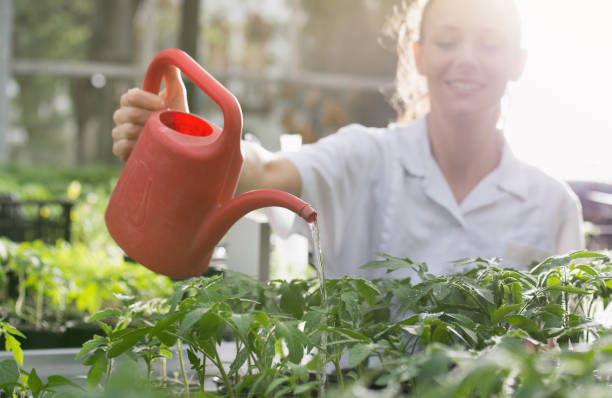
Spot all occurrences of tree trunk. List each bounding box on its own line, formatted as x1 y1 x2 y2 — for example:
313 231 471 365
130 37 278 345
179 0 201 113
70 0 141 165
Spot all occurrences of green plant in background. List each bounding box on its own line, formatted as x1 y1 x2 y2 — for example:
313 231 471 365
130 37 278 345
0 238 173 332
0 165 120 248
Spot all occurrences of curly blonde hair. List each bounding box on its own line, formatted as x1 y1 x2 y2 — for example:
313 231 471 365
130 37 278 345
382 0 430 122
383 0 522 123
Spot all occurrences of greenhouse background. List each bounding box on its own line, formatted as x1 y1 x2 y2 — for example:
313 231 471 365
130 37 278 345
1 0 612 396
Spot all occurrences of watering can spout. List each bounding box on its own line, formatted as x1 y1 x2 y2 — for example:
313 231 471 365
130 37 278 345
196 190 316 256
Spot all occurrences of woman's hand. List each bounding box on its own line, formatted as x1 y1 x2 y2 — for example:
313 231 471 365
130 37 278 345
112 67 188 161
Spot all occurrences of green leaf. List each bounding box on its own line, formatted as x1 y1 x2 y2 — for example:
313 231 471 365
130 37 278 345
395 285 433 308
325 326 369 342
265 376 290 396
531 255 571 273
280 283 305 319
546 285 591 295
432 323 451 343
452 257 495 266
4 334 23 366
504 315 540 333
293 381 318 394
160 348 173 359
360 254 415 273
303 309 323 333
96 321 114 337
575 264 598 277
355 279 381 306
569 251 608 260
76 336 106 360
432 283 451 301
452 323 478 345
108 327 150 358
347 343 376 367
306 353 323 371
511 282 524 303
444 313 475 328
87 308 121 323
46 375 84 390
231 313 254 338
0 359 19 392
178 308 209 336
167 287 186 312
186 348 200 370
151 311 182 336
195 289 227 304
341 291 360 322
273 386 294 398
541 303 564 317
28 368 44 397
491 304 522 324
1 323 26 339
276 322 307 364
253 311 269 329
157 330 178 347
461 279 495 304
86 351 107 389
229 347 250 376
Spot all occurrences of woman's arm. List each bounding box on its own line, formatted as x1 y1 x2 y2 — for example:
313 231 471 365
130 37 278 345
237 141 302 196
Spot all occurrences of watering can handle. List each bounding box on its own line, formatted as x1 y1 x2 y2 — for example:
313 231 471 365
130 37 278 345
142 48 242 144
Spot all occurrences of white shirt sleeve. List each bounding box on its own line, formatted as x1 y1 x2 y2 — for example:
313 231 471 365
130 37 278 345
280 124 382 258
556 191 585 253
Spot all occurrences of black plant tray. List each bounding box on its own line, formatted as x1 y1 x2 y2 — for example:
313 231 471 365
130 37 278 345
0 193 74 244
0 324 103 350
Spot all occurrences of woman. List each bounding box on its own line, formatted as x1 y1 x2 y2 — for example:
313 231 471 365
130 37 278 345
111 0 584 280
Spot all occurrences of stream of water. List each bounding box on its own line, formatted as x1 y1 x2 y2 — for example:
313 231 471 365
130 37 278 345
309 220 328 397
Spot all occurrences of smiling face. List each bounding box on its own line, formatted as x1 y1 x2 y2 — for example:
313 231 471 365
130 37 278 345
414 0 526 119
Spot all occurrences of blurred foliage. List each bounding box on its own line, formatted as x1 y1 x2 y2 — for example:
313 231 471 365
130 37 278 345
299 0 400 76
0 164 120 247
0 165 173 331
0 238 173 331
11 0 96 165
9 0 405 164
13 0 94 61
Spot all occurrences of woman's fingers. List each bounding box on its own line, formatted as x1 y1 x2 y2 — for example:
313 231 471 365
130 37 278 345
112 123 142 141
112 137 136 162
160 67 189 112
112 76 186 162
119 88 165 111
111 124 143 161
113 106 154 126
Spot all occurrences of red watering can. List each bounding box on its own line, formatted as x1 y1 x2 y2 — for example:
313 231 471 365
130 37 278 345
105 49 316 279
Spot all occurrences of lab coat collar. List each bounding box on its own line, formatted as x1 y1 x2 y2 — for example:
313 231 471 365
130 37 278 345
495 140 529 201
390 118 427 178
392 117 528 224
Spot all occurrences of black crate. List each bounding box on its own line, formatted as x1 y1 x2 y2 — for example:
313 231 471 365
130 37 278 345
0 193 74 243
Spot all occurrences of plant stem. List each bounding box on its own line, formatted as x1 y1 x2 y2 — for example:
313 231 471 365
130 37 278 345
146 359 152 384
161 357 167 387
214 346 235 398
105 358 114 387
201 355 206 391
177 339 190 397
15 272 25 318
35 280 44 329
333 357 344 389
410 337 419 354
